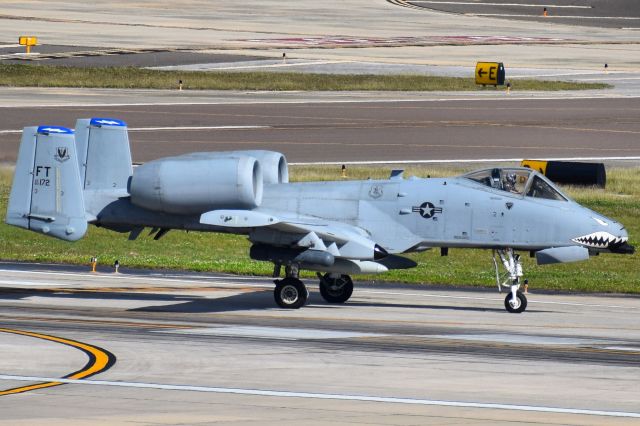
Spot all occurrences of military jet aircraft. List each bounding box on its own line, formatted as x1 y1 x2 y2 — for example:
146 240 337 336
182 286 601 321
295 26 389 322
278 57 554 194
6 118 635 313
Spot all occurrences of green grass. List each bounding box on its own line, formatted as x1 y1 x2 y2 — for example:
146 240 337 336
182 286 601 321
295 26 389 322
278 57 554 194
0 165 638 293
0 64 611 91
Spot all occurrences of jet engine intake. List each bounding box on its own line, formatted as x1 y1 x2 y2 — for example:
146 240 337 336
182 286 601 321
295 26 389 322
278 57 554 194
183 150 288 184
130 155 263 214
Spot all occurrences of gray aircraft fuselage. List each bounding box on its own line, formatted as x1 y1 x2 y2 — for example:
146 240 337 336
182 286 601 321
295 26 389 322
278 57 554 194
95 174 628 256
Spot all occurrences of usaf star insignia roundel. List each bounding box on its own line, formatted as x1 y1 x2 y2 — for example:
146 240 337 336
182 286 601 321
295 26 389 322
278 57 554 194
412 202 443 219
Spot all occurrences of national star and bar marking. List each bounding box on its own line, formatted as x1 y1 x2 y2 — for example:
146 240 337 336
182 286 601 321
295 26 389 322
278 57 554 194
412 202 443 218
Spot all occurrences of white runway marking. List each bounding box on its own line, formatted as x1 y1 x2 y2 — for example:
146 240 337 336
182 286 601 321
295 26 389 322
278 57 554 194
0 279 74 287
0 268 273 289
128 125 270 131
508 71 623 78
577 77 640 82
0 374 638 418
359 289 636 310
429 333 602 346
412 1 591 8
0 125 270 135
603 346 640 352
157 325 385 340
2 95 640 109
468 14 640 20
289 156 640 166
175 60 355 71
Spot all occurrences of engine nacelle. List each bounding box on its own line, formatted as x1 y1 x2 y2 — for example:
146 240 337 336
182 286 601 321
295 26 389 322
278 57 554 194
130 155 263 214
184 150 288 184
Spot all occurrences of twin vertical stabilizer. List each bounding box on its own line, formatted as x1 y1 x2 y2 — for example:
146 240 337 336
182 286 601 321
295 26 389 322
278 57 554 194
6 118 133 241
6 126 87 241
75 118 132 191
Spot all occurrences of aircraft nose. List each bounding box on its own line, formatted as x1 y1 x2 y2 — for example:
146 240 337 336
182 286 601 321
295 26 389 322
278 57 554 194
571 217 634 254
609 225 635 254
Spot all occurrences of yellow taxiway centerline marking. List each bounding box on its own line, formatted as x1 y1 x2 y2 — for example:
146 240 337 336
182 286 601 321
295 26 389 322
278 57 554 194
0 328 115 396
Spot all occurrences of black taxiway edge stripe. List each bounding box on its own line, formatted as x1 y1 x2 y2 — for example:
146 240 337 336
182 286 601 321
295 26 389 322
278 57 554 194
0 328 116 396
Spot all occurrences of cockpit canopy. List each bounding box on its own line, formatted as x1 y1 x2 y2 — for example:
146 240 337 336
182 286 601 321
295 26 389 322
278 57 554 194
462 168 568 201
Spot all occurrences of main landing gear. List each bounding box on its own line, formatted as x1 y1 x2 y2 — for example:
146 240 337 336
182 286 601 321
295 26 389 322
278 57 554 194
493 249 528 313
318 273 354 304
272 263 355 309
273 264 309 309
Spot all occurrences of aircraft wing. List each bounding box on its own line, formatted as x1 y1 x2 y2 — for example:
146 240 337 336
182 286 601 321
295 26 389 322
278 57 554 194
200 209 388 261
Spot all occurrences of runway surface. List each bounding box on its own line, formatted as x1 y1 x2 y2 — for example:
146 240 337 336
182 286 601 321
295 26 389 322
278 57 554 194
402 0 640 29
1 0 640 72
0 263 639 424
1 95 639 164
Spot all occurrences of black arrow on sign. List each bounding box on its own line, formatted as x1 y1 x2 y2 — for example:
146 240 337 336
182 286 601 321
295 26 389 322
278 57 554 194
478 68 487 78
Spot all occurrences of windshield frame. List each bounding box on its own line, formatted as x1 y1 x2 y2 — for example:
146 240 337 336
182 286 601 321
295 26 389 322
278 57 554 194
461 167 570 202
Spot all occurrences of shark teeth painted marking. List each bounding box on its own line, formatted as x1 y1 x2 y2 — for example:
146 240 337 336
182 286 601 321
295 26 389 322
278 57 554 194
572 231 628 249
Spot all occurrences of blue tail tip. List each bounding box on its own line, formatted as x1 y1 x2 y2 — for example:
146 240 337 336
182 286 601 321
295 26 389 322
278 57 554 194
37 126 74 135
90 118 127 127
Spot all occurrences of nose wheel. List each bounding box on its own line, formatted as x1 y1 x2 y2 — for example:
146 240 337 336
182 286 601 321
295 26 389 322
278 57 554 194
504 290 527 313
493 249 528 313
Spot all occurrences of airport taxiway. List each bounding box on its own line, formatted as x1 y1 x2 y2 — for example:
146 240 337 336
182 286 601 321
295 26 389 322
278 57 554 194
0 94 640 163
0 263 639 424
1 93 639 164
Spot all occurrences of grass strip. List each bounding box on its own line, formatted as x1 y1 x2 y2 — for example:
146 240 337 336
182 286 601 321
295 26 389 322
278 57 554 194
0 165 637 293
0 64 610 91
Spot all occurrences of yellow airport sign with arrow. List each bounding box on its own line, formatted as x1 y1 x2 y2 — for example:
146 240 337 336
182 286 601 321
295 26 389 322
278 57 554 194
475 62 505 86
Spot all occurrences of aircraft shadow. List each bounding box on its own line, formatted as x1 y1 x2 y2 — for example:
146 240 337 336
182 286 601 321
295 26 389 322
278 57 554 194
347 300 510 313
0 287 546 314
131 290 276 313
0 287 276 313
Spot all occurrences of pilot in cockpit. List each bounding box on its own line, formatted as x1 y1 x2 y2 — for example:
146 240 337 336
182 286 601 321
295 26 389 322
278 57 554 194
503 173 518 193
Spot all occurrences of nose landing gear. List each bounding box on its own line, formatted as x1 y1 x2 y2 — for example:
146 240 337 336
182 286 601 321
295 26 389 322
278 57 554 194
493 249 528 313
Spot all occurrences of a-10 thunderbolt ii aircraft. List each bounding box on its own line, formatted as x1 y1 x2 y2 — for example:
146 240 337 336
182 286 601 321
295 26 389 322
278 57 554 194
6 118 635 313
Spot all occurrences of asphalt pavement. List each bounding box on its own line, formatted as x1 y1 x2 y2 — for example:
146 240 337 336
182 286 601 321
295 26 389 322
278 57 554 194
0 264 639 425
1 95 639 164
403 0 640 29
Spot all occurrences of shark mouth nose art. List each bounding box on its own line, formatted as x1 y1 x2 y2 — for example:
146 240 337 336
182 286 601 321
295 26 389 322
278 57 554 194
572 232 628 249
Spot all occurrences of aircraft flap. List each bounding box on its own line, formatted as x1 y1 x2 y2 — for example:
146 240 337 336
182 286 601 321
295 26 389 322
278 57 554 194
200 210 280 227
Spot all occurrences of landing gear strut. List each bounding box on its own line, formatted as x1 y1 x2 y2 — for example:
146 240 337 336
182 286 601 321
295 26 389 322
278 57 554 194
273 263 309 309
318 273 353 304
493 249 528 313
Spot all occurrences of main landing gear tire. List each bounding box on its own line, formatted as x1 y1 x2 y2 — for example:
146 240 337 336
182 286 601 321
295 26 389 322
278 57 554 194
504 290 527 313
274 277 308 309
319 274 354 304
